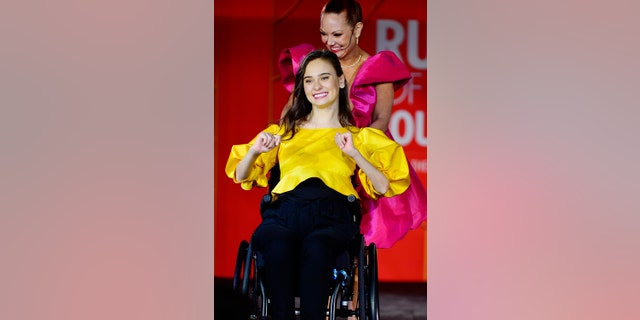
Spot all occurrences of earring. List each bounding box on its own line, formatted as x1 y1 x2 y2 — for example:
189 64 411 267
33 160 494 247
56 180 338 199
356 37 359 45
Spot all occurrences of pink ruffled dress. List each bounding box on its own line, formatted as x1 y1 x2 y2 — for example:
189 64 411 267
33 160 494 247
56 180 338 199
278 44 427 248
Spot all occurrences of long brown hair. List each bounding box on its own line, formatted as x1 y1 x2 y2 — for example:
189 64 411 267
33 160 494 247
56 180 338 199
280 50 354 140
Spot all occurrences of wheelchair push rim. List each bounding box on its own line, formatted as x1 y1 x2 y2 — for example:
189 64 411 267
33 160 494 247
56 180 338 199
232 240 249 294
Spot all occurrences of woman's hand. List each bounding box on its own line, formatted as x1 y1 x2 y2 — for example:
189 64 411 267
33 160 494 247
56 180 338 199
235 132 279 181
335 132 358 158
336 131 389 195
251 132 281 154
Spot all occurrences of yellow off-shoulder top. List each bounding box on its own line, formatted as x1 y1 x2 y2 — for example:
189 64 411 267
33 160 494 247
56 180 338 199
225 124 410 200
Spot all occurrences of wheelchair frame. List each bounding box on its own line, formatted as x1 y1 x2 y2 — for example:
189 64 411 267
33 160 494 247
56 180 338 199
232 164 380 319
233 233 380 320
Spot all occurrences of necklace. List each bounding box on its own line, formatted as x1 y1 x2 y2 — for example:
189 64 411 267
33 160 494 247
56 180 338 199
342 54 362 69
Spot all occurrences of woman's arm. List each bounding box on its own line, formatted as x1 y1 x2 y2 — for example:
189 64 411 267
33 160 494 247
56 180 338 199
335 132 389 194
370 82 394 131
235 132 280 181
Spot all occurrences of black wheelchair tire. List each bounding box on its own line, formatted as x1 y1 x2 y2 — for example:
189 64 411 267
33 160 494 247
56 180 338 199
358 236 367 320
367 243 380 320
232 240 249 293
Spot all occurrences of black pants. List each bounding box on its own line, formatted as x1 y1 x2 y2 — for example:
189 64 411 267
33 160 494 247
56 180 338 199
253 189 360 320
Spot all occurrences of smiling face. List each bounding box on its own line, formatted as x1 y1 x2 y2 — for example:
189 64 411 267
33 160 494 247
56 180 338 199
320 12 361 59
302 58 345 108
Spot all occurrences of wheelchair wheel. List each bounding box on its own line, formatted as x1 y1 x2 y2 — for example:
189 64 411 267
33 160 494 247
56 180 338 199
366 243 380 320
357 237 366 319
233 238 268 319
232 240 249 294
328 260 355 319
356 237 380 320
328 281 342 320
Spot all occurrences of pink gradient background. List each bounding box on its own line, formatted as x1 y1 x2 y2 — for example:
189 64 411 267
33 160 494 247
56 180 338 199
429 0 640 319
4 0 640 318
1 1 213 319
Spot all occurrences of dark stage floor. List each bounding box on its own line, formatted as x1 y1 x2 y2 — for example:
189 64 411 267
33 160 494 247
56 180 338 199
378 282 427 320
215 278 427 320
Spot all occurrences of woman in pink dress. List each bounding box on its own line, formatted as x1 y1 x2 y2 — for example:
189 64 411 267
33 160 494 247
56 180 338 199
278 0 426 248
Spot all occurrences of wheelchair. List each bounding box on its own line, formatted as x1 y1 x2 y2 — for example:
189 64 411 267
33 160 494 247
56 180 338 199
233 233 379 320
232 166 380 320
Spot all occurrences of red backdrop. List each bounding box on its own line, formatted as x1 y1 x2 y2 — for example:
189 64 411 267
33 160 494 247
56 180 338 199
214 0 427 282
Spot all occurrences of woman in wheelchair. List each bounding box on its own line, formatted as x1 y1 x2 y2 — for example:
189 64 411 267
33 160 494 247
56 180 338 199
225 50 410 320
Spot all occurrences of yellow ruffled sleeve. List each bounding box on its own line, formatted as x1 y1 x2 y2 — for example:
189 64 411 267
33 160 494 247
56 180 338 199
354 128 410 200
225 125 281 191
